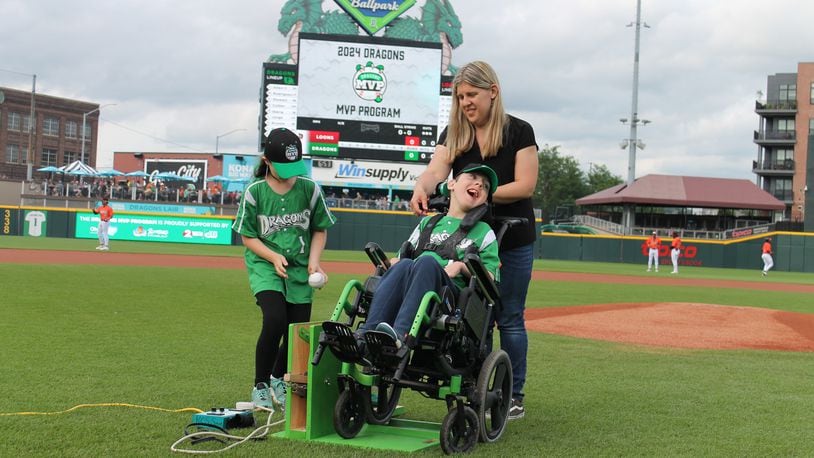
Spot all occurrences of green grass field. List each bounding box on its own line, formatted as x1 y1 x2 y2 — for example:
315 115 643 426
2 236 813 456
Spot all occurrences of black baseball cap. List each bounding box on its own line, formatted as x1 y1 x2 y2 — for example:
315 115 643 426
440 163 499 198
263 128 307 179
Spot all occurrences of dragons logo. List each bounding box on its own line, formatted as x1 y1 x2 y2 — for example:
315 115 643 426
353 61 386 103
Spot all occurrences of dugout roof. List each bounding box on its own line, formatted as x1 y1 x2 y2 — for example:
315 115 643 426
575 174 785 210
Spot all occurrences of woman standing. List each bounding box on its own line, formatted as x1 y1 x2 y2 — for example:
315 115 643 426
410 61 538 420
233 127 336 409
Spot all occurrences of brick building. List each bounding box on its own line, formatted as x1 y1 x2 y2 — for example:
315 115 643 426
754 62 814 228
0 86 99 180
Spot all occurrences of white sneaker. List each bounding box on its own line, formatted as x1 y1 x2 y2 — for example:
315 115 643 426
646 268 651 272
100 246 109 251
671 271 678 274
95 245 103 250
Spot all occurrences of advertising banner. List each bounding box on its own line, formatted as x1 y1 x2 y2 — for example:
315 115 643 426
75 213 233 245
222 154 260 192
145 159 208 190
112 201 217 216
309 158 427 190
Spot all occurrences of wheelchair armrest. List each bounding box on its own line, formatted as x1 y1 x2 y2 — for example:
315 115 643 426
463 253 499 308
364 242 391 271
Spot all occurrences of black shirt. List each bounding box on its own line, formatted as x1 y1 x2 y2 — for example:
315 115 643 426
439 115 538 251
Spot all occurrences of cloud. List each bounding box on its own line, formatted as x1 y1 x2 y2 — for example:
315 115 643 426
5 0 812 179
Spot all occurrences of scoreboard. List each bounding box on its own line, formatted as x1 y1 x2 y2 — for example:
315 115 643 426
261 33 453 164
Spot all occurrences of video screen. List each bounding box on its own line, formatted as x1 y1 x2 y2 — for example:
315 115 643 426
262 33 446 163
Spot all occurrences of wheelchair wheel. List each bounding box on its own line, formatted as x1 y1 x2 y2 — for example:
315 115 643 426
333 389 367 439
366 382 402 425
440 405 478 455
476 350 512 443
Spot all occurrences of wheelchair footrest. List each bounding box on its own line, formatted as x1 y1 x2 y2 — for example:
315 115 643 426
365 331 405 368
320 321 368 365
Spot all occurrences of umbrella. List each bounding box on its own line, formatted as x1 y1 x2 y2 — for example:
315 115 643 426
125 170 150 178
37 166 63 173
206 175 232 183
67 169 96 177
96 169 124 177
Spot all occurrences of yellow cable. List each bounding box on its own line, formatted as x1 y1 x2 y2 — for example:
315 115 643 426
0 403 204 416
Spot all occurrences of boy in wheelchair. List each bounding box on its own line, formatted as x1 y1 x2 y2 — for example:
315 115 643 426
314 164 515 454
357 163 499 351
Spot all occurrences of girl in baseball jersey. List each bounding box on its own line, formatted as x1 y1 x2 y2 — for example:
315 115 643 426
232 128 336 409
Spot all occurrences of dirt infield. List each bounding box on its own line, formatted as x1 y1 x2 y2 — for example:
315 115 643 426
526 303 814 352
3 248 813 351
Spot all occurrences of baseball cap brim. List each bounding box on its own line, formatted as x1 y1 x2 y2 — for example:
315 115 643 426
441 164 498 198
272 160 307 179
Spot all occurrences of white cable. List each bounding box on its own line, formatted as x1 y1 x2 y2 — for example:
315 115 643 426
170 405 285 454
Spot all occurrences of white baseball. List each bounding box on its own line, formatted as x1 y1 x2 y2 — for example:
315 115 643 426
308 272 327 289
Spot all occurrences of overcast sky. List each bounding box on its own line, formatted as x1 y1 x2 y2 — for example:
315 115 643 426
4 0 813 180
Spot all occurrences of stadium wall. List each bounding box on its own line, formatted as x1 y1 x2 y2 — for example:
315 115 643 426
538 232 814 272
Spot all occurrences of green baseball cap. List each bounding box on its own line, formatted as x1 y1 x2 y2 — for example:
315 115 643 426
263 128 307 179
440 163 499 198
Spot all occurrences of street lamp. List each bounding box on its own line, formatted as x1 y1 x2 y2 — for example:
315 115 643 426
81 103 116 165
215 128 247 154
0 68 36 180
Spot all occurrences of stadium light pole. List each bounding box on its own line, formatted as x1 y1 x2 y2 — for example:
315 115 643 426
621 0 649 232
0 68 36 180
81 103 116 166
215 128 247 154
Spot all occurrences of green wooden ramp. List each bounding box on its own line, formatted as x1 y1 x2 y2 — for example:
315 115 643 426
272 322 441 452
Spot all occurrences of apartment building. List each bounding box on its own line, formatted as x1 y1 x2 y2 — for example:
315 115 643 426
0 86 99 180
754 62 814 229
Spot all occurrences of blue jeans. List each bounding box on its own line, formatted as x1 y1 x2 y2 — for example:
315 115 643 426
362 256 458 337
495 243 533 400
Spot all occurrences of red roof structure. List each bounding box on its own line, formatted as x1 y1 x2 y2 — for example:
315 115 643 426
576 174 785 211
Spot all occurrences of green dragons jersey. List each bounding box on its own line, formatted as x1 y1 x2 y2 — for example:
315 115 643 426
232 176 336 303
404 215 500 289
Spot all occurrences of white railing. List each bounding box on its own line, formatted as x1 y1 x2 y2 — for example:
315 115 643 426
572 215 626 234
572 214 774 240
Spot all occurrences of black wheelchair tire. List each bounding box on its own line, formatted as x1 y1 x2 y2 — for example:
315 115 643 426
333 388 367 439
476 350 512 443
365 382 402 425
440 405 479 455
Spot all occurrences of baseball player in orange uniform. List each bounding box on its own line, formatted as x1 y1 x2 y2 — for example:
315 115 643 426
670 232 682 274
646 231 661 272
92 197 114 251
761 237 773 276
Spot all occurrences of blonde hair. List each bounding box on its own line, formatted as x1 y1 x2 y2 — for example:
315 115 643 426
444 61 507 160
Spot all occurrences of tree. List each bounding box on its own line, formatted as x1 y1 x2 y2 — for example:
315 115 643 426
586 163 623 194
533 145 623 221
534 145 588 221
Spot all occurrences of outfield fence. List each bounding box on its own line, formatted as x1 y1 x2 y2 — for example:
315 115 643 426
4 204 813 272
